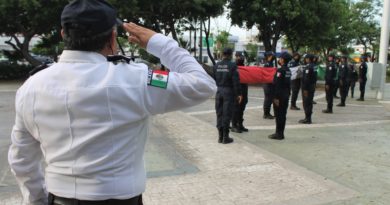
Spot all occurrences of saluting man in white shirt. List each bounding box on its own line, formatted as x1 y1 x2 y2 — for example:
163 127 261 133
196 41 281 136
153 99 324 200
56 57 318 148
8 0 217 204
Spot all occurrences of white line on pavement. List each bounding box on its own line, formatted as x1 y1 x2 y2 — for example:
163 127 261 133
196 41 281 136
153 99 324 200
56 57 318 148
247 120 390 130
187 93 327 116
314 101 383 108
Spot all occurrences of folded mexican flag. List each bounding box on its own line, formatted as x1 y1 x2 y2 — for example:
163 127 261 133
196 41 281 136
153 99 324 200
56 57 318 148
237 66 277 84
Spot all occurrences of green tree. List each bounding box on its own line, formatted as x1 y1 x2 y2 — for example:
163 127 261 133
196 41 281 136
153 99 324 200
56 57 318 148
245 42 258 64
229 0 304 52
350 0 381 61
284 0 352 53
214 31 230 60
0 0 67 66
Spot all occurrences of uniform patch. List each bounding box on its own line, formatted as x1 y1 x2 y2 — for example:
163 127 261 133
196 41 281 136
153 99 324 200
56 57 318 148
329 67 332 70
148 69 169 89
306 70 309 74
277 72 281 77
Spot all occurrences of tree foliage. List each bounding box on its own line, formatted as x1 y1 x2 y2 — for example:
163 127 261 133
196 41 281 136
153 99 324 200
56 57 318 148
229 0 304 52
350 0 381 60
0 0 67 66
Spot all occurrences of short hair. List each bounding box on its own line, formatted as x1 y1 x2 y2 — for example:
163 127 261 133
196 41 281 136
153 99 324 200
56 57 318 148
63 25 114 52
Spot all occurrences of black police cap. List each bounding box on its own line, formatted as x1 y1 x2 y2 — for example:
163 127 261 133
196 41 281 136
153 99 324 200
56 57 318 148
304 54 315 61
223 48 233 56
280 52 292 62
61 0 120 34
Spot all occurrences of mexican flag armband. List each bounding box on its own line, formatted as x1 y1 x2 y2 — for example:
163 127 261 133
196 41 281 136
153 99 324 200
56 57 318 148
147 69 169 89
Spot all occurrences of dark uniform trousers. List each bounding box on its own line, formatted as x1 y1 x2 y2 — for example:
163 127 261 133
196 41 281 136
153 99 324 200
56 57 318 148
347 80 356 98
216 87 234 129
339 80 348 104
48 193 143 205
290 79 301 107
359 79 367 99
325 82 335 110
273 96 289 135
302 89 315 119
263 84 274 114
232 84 248 126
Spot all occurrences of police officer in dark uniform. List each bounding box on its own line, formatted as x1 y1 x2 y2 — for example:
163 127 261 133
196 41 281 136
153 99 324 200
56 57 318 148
322 54 337 113
347 63 358 98
333 57 341 99
289 52 302 110
269 52 292 140
231 53 249 133
337 55 349 106
357 55 368 101
312 55 319 105
299 54 316 124
263 51 276 119
214 48 242 144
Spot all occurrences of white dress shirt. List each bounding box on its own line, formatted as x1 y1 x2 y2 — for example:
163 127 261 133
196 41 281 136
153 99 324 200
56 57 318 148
8 34 217 205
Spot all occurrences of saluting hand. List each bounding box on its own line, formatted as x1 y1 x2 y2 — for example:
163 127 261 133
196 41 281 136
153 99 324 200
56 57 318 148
325 85 329 91
237 95 243 104
303 90 309 98
123 23 157 49
273 99 280 107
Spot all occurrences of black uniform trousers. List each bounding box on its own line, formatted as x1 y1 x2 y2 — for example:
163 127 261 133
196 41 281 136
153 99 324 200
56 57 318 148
290 79 301 107
359 80 367 99
273 96 289 135
216 87 234 129
302 89 314 119
232 84 248 126
48 193 143 205
339 80 348 104
333 79 339 96
325 82 335 110
347 80 356 98
263 84 274 114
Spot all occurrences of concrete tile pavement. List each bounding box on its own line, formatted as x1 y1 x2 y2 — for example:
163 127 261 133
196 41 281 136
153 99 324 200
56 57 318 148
142 112 357 205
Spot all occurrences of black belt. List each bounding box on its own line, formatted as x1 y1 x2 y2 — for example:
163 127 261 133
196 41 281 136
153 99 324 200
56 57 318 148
49 193 143 205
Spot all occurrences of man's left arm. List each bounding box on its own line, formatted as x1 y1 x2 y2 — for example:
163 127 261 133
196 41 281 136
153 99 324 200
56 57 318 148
8 89 46 205
232 64 242 96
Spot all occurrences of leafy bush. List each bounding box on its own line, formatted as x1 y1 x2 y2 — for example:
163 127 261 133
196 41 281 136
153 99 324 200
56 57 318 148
0 63 33 80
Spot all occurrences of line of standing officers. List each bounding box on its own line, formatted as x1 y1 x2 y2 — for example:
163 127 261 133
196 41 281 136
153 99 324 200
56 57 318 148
213 48 368 142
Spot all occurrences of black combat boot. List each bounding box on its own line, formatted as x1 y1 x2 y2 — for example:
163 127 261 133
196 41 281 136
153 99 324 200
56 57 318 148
336 103 345 107
268 132 284 140
299 116 312 124
322 109 333 114
222 129 234 144
290 105 301 110
218 128 223 143
231 122 242 133
263 113 275 119
238 120 249 132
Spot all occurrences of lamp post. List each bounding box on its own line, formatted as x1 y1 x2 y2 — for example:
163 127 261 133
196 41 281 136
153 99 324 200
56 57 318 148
377 0 390 99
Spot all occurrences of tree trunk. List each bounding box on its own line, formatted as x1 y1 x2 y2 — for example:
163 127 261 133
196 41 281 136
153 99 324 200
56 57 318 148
199 20 203 63
168 20 178 41
194 21 197 59
6 34 41 66
203 18 216 66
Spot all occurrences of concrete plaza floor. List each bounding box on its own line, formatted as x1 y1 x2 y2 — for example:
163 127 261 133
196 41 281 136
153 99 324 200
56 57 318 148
1 80 390 205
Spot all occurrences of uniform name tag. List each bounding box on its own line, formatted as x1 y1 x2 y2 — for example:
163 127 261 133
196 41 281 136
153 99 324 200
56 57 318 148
148 69 169 89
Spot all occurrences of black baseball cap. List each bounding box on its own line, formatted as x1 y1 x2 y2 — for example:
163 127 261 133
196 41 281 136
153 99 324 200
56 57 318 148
61 0 121 35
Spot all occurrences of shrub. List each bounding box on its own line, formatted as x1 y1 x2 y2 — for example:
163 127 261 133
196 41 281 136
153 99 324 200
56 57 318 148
0 63 33 80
